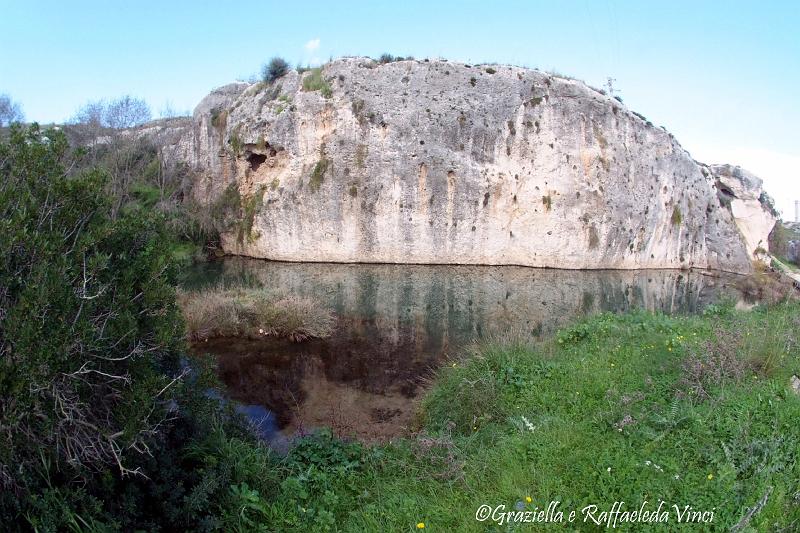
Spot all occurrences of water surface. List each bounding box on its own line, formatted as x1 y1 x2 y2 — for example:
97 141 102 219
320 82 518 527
185 258 748 446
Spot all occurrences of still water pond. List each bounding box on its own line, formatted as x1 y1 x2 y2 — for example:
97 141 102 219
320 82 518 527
184 258 748 447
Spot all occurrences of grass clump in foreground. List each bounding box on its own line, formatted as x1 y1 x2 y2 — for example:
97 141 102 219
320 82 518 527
247 300 800 532
178 284 334 342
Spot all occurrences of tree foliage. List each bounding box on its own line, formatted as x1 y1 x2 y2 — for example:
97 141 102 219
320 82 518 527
0 93 24 126
261 57 289 83
0 124 183 510
71 95 151 130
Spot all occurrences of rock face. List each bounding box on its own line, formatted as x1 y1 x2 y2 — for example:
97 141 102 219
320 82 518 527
710 164 776 258
166 58 776 273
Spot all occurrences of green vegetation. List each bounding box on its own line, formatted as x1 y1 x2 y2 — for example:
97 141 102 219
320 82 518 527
672 205 683 225
178 284 334 342
309 158 330 191
230 131 243 156
770 222 800 264
348 184 358 197
302 68 333 98
485 66 497 74
542 194 552 211
0 125 251 530
192 300 799 532
237 186 265 244
4 125 800 532
262 57 289 83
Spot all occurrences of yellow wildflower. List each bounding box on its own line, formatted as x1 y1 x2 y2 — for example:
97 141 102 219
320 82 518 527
526 496 532 503
707 473 713 480
417 523 425 529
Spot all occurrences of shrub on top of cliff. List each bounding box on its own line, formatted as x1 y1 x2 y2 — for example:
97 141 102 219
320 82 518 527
671 205 682 226
302 68 333 98
759 191 779 218
261 57 289 83
309 158 330 191
378 53 395 64
485 67 497 74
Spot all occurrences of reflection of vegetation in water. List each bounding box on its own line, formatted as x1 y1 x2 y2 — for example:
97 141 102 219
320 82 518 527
181 259 750 350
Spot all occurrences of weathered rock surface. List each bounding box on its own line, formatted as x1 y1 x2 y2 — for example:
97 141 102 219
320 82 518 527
710 164 776 258
163 58 776 273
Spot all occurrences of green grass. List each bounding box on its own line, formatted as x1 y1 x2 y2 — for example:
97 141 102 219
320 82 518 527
252 300 800 532
302 68 333 98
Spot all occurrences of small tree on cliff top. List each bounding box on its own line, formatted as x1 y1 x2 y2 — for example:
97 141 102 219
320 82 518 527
262 57 289 83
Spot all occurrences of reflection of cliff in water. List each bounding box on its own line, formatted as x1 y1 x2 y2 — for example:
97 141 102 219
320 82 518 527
187 259 748 443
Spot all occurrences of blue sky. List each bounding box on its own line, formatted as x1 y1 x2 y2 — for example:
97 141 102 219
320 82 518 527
2 0 798 215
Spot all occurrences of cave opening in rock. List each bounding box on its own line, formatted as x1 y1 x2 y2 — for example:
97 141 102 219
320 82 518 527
247 153 267 171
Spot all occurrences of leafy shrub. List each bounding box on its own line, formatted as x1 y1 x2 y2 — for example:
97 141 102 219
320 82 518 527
211 108 228 130
0 124 184 515
309 158 329 191
485 67 496 74
378 53 395 64
237 186 265 244
261 57 289 83
679 329 751 400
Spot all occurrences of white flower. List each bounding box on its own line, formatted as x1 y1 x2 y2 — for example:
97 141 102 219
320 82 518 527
521 416 536 432
607 467 612 473
645 460 652 466
258 328 264 334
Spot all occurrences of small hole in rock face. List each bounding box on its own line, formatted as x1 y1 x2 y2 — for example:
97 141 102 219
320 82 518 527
247 153 267 171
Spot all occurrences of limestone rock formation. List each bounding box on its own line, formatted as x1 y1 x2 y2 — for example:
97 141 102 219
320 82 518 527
709 164 776 258
164 58 776 273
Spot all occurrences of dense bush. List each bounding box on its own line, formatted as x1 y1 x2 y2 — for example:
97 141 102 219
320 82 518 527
0 124 178 519
262 57 289 83
0 125 282 531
